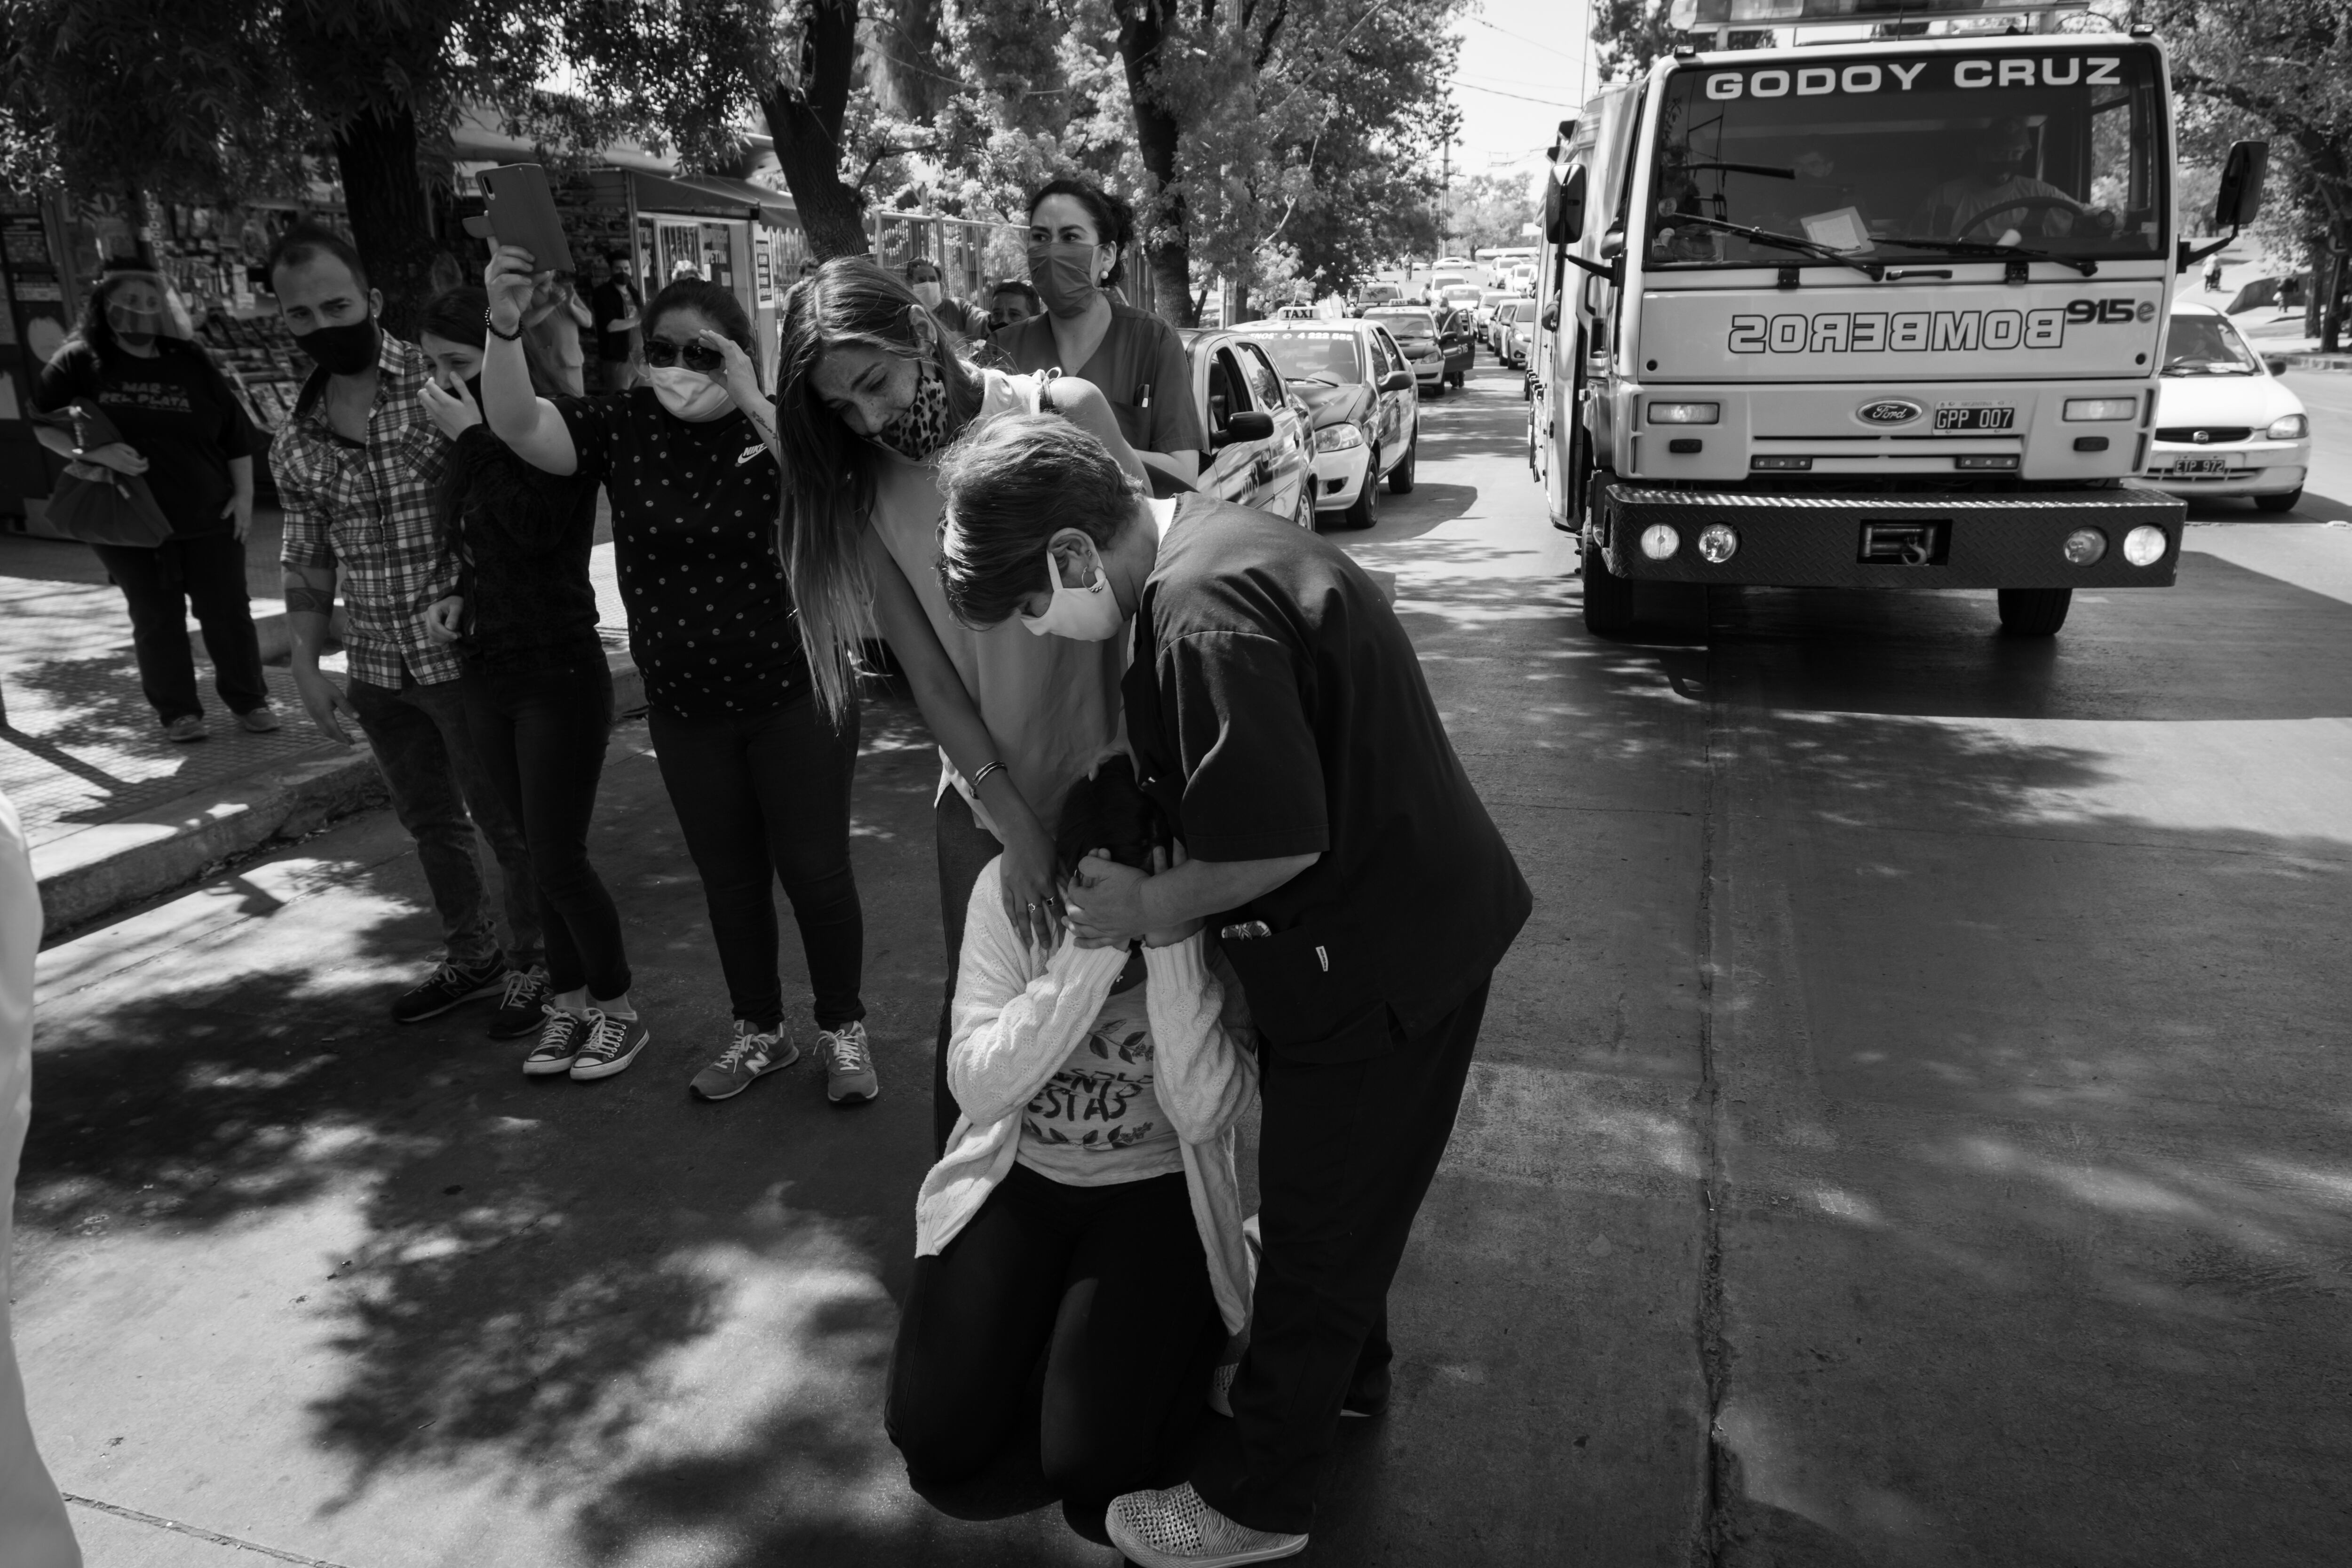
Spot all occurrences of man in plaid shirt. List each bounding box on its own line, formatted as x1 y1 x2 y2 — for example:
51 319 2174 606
268 225 546 1031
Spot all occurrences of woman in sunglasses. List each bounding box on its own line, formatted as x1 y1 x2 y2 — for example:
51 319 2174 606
478 244 878 1111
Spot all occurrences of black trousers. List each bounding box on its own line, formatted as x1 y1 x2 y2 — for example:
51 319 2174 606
460 657 629 999
886 1164 1224 1541
91 535 268 725
645 693 865 1032
1197 976 1492 1536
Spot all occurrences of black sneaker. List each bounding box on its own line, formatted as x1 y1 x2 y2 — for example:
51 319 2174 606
569 1010 650 1081
389 955 506 1024
524 1009 588 1076
488 966 551 1039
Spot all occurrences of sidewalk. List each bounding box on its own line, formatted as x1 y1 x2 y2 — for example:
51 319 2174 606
0 508 637 938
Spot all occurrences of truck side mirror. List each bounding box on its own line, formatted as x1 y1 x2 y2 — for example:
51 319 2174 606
2216 141 2268 230
1547 165 1588 245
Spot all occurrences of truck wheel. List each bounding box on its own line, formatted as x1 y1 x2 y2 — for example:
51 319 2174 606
1343 462 1379 529
1387 431 1416 494
1583 533 1634 635
1996 587 2072 636
2253 488 2303 513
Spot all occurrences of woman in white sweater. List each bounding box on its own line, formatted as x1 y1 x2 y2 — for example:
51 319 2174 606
886 756 1256 1545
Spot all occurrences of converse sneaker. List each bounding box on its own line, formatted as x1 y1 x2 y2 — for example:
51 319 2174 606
1105 1484 1307 1568
389 954 506 1024
817 1019 877 1104
524 1008 588 1076
690 1020 798 1101
569 1009 650 1081
488 966 552 1039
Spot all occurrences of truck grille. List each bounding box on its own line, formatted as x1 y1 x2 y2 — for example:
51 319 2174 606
2153 426 2251 444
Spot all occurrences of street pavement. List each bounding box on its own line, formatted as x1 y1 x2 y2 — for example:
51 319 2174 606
14 358 2352 1566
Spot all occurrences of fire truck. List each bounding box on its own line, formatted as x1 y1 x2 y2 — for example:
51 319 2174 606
1527 0 2267 636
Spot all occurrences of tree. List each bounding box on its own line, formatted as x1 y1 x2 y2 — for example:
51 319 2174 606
1445 169 1536 257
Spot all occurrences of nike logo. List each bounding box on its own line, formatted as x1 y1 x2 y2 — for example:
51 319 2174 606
738 445 764 466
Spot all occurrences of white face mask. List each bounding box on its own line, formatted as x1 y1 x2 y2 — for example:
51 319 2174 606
645 365 732 422
912 281 944 310
1018 544 1125 641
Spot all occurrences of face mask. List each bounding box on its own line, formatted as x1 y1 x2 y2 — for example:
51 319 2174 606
866 358 950 461
1029 242 1103 319
1019 543 1125 641
645 364 733 422
107 304 161 346
912 280 944 310
294 315 381 376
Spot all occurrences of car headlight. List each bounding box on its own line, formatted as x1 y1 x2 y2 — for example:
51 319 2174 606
2063 398 2137 422
1315 423 1366 453
2267 414 2309 440
1648 402 1721 425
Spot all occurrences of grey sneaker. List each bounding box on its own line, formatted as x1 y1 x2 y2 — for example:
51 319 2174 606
818 1020 877 1104
569 1009 650 1081
690 1020 798 1101
235 704 281 733
1106 1484 1308 1568
165 714 208 742
524 1008 588 1076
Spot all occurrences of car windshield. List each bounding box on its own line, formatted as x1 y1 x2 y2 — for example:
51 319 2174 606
1647 46 2164 270
1482 291 1510 307
2162 314 2259 376
1249 329 1364 382
1368 310 1438 342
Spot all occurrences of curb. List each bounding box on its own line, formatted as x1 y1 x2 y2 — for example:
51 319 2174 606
2281 353 2352 374
32 650 644 939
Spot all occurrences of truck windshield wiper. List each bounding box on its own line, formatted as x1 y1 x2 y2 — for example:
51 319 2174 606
1656 212 1885 280
1875 234 2098 277
1680 160 1796 180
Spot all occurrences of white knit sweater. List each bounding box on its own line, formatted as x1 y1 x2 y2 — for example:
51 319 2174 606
915 856 1260 1333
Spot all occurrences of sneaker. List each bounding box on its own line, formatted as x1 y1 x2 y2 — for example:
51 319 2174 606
235 705 281 733
389 954 506 1024
524 1008 588 1076
487 966 551 1039
817 1019 878 1104
569 1009 650 1081
1106 1484 1308 1568
164 714 208 743
690 1020 799 1101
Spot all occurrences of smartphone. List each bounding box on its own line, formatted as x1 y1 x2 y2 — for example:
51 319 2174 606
466 164 575 276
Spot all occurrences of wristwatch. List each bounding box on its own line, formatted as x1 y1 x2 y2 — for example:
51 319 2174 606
485 308 522 342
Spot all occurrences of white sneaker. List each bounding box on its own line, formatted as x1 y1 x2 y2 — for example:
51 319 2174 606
817 1019 878 1103
1105 1483 1308 1568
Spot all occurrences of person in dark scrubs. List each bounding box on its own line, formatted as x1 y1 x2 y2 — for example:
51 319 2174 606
992 177 1206 485
929 414 1532 1568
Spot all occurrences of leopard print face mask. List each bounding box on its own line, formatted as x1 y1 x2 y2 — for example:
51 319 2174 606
867 357 950 462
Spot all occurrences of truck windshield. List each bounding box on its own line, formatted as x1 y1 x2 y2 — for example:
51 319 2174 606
1647 47 2163 271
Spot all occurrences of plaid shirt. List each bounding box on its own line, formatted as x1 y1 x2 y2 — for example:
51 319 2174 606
273 333 458 688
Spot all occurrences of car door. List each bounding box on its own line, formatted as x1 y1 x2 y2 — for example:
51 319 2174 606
1367 327 1406 462
1199 339 1263 504
1238 341 1311 519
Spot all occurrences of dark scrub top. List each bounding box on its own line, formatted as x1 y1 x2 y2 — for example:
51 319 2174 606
1122 494 1532 1062
32 339 256 539
991 301 1207 459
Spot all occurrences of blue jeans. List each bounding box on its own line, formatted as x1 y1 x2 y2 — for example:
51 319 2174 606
348 669 542 972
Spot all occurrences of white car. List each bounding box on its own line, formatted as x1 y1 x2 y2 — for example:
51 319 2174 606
1237 318 1421 530
2142 302 2311 512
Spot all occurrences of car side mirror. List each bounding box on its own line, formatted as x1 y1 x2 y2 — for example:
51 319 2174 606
2216 140 2268 230
1547 165 1588 245
1212 409 1276 447
1379 370 1414 393
2265 356 2289 376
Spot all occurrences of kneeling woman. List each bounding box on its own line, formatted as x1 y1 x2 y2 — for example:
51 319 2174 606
886 757 1255 1542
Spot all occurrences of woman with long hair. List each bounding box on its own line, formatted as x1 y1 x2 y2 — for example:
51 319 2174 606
477 245 876 1107
771 256 1149 1154
29 267 275 741
412 285 649 1082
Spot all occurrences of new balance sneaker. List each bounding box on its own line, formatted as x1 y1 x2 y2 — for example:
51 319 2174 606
488 966 552 1039
1105 1484 1308 1568
524 1008 588 1076
690 1020 798 1101
389 954 507 1024
817 1020 877 1104
569 1009 650 1081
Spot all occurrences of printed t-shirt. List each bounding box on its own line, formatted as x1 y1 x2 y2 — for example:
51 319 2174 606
1123 493 1533 1061
556 388 808 718
991 302 1207 459
866 368 1126 832
1015 977 1184 1186
31 340 255 539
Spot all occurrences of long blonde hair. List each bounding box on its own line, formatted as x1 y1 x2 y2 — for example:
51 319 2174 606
772 256 986 718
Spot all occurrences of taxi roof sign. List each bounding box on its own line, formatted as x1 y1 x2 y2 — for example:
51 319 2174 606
1670 0 2089 29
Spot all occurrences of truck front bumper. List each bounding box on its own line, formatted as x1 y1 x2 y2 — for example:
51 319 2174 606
1596 482 2186 590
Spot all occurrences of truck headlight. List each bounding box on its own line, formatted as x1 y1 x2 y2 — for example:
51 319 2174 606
2063 398 2137 422
1640 524 1680 560
2267 414 2309 439
2122 525 2168 567
2062 528 2107 566
1315 423 1365 453
1648 402 1720 425
1696 523 1739 563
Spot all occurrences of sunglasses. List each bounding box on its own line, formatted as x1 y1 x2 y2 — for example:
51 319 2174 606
644 338 727 372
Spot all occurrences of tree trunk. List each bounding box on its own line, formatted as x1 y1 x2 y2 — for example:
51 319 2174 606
331 104 443 342
758 0 869 260
1116 0 1195 326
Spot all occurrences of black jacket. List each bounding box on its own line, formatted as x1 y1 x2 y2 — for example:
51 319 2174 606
442 425 604 671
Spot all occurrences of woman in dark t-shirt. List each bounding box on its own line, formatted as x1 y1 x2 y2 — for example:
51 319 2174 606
477 255 877 1109
30 270 274 741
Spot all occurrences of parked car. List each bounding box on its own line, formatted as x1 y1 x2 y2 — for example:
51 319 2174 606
1508 309 1535 374
1364 307 1451 396
1178 328 1319 529
1474 289 1512 334
1236 317 1420 530
1351 281 1402 314
2140 301 2312 512
1488 298 1522 358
